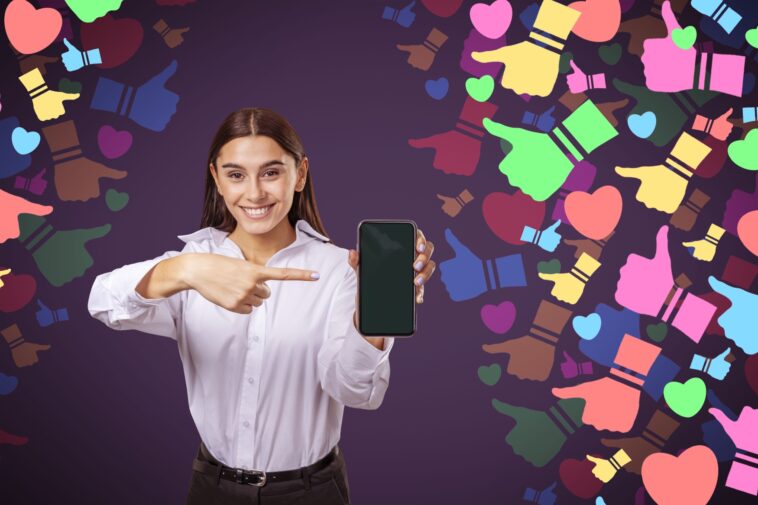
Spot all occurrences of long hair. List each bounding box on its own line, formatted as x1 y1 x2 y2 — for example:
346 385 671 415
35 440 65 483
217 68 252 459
200 107 330 241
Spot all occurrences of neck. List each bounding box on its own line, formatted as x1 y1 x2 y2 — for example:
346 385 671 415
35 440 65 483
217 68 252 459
228 218 297 265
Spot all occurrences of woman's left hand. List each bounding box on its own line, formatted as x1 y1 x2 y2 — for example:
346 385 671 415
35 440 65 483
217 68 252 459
348 227 436 305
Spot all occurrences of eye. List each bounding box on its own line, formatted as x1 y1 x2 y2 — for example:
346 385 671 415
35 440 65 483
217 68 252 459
228 172 244 181
262 170 279 177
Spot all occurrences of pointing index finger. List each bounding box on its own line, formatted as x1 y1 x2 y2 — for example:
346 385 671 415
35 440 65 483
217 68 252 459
258 266 320 281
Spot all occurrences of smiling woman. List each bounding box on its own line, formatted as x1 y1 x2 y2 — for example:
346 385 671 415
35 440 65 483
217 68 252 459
87 107 436 505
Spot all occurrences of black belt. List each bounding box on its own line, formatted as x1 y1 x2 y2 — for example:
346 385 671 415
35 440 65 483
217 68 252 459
192 442 339 487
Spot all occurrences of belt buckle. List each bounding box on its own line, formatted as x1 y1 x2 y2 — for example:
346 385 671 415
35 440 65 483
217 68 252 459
235 468 267 487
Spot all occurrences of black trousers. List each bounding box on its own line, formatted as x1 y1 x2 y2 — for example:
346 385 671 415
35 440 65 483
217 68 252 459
186 443 351 505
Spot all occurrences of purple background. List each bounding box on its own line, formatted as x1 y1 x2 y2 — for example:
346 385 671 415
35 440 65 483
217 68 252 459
2 1 757 504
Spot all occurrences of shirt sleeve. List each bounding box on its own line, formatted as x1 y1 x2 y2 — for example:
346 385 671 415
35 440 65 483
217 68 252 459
317 264 395 410
87 247 189 341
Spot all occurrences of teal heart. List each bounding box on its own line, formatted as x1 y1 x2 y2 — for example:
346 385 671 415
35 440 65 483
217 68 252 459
537 259 561 274
672 26 697 50
663 377 706 418
747 27 758 49
477 364 501 386
58 77 82 94
573 313 601 340
559 51 574 74
598 43 621 65
105 188 129 212
465 75 494 103
627 111 657 139
11 127 40 155
728 129 758 170
646 322 668 342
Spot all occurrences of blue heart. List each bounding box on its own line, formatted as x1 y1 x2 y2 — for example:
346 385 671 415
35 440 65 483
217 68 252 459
572 313 601 340
11 126 40 155
0 372 19 395
424 77 449 100
627 111 657 139
595 497 607 505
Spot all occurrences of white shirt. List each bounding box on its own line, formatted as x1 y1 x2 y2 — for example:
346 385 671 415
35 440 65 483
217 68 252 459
87 219 395 471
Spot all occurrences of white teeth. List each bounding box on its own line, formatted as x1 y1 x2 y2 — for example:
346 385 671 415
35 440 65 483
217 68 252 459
242 205 272 217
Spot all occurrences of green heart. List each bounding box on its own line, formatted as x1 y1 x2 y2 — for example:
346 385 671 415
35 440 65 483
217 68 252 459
58 78 82 94
477 364 501 386
672 26 697 50
646 323 668 343
598 43 622 66
465 75 494 103
728 129 758 170
664 377 706 418
537 259 561 274
745 27 758 49
559 51 574 74
105 188 129 212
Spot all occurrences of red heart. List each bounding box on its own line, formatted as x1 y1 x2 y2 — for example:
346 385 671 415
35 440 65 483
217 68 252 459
80 14 143 69
0 273 37 313
4 0 62 54
641 445 717 505
565 185 622 240
483 191 545 245
559 455 603 499
737 210 758 256
421 0 464 18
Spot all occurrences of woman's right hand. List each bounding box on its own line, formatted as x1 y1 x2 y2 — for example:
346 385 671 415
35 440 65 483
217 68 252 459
180 253 320 314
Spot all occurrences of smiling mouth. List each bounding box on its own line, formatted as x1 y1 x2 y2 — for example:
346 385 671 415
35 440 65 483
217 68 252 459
240 204 274 218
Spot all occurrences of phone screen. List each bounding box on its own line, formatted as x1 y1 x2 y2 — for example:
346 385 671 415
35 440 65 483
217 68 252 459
358 221 416 336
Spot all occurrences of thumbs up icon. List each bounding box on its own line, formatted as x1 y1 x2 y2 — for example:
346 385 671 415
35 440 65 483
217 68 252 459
60 37 101 71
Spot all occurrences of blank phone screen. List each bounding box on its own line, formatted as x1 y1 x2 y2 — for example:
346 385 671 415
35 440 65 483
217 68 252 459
359 221 415 336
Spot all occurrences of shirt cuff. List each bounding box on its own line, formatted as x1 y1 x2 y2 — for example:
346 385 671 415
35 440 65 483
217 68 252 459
339 319 395 372
111 257 175 317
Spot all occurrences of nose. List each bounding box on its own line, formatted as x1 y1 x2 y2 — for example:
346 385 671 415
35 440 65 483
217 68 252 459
244 178 267 203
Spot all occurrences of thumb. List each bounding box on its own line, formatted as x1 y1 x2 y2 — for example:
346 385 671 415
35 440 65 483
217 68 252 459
491 398 530 422
403 0 416 10
444 227 474 258
716 347 732 361
545 219 561 233
76 224 112 244
471 45 511 64
33 167 47 180
436 193 449 203
562 350 574 362
708 407 737 435
544 105 556 116
37 299 50 311
552 383 588 400
569 59 582 74
652 225 670 263
586 454 603 465
62 37 77 52
544 481 558 493
718 107 733 121
150 59 178 87
600 437 625 449
661 0 682 37
708 275 740 301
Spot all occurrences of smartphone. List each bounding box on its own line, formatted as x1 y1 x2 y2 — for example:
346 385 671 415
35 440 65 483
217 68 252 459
357 220 417 337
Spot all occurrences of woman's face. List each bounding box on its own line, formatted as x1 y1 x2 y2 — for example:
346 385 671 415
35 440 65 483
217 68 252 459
210 135 307 236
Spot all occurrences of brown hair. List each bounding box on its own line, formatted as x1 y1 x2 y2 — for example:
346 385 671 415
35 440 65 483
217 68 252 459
200 107 330 241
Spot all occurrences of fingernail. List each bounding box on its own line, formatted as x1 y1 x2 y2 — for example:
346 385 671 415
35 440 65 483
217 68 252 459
418 243 425 252
311 272 320 280
414 261 423 271
415 276 424 286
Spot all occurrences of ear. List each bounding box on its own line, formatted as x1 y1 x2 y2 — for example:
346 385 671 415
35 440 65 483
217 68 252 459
296 157 309 192
209 163 223 196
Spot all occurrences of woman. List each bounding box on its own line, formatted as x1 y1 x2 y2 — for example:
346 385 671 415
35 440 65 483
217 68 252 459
87 107 436 504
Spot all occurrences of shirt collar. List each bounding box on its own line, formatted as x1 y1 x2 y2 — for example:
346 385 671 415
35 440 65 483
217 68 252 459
177 219 329 249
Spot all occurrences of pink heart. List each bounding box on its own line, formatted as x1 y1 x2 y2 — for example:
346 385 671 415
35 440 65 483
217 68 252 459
565 185 622 240
4 0 62 54
641 445 717 505
737 210 758 256
480 301 516 334
483 190 545 245
97 126 133 160
469 0 512 39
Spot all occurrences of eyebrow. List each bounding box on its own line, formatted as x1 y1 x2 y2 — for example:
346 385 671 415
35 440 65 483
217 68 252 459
220 160 286 171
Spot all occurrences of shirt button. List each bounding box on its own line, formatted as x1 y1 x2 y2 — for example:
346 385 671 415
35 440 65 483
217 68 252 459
252 335 259 343
243 421 250 428
248 377 254 384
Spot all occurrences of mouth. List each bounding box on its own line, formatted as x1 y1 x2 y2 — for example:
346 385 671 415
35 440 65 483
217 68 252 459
239 204 274 219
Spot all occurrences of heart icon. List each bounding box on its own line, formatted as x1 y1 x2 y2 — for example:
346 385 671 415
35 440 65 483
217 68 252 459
573 313 601 340
672 26 697 50
627 111 657 139
727 129 758 170
105 188 129 212
664 377 706 418
737 210 758 256
565 186 622 240
465 75 494 102
483 191 545 245
0 372 19 395
642 445 717 505
98 125 133 159
477 363 501 386
11 127 40 155
80 14 143 69
58 78 82 94
480 301 516 334
646 322 668 342
747 27 758 49
4 0 62 54
469 0 512 40
559 455 603 499
537 259 561 274
598 43 621 65
424 77 449 100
